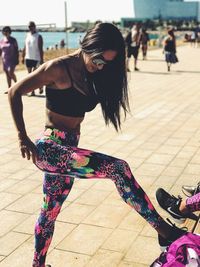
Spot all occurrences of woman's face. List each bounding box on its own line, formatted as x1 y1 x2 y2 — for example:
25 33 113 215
3 30 10 37
83 50 117 73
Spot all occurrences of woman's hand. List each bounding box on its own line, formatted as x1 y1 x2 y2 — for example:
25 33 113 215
19 135 39 164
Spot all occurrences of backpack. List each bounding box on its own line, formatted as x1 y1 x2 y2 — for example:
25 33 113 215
150 233 200 267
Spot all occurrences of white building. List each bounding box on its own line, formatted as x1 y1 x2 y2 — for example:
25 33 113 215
133 0 200 20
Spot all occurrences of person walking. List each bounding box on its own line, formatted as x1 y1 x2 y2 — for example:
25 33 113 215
163 28 178 72
140 28 150 60
8 23 187 267
22 21 44 96
0 26 19 93
125 24 141 71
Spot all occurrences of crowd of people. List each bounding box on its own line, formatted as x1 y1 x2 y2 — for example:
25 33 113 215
0 21 199 266
124 23 180 72
0 21 65 95
0 21 199 92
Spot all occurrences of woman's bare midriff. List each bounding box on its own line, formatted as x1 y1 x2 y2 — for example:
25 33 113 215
45 108 84 133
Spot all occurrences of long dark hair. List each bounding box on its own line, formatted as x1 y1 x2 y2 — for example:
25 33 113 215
80 23 129 131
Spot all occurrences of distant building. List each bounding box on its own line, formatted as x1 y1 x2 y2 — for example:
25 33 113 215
133 0 200 21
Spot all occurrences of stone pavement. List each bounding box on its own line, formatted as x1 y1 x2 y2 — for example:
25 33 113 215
0 45 200 267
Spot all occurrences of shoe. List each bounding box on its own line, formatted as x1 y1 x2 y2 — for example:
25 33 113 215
182 182 200 197
4 91 8 94
127 68 131 72
167 66 170 72
30 91 35 96
39 88 44 94
134 67 139 71
158 218 187 251
156 188 198 224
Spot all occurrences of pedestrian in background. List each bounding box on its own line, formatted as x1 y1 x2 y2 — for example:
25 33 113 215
140 28 150 60
0 26 19 93
22 21 44 96
125 23 141 71
163 28 178 72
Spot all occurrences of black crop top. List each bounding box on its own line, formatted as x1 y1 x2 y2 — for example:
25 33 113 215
46 64 99 117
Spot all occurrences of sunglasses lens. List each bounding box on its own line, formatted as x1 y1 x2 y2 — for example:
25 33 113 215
92 58 107 66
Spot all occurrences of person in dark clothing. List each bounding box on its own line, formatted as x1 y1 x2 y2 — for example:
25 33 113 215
125 24 141 71
163 28 178 72
140 28 150 60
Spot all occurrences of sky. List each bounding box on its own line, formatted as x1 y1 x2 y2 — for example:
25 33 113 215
0 0 134 28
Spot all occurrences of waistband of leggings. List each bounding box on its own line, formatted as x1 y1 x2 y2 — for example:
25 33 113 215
44 127 80 138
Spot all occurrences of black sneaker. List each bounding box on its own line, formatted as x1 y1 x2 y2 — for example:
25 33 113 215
182 182 200 197
156 188 198 224
158 219 188 251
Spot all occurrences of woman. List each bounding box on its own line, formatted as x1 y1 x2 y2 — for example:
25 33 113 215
8 23 186 267
140 28 150 60
0 26 19 93
163 28 178 72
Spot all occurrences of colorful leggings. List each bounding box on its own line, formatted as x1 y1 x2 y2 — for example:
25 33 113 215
33 128 162 267
186 192 200 212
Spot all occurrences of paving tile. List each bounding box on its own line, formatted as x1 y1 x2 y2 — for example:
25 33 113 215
86 249 123 267
0 192 22 210
83 203 130 228
74 188 111 205
145 153 174 165
118 210 145 232
0 210 28 237
118 262 148 267
0 178 18 192
161 166 184 177
0 231 30 256
0 240 34 267
124 236 160 265
0 257 5 262
184 163 200 175
57 224 112 255
14 214 38 234
134 163 165 177
8 169 36 180
66 187 86 202
6 179 41 194
48 249 91 267
73 178 97 190
90 179 115 191
102 229 138 253
102 191 128 207
58 202 96 224
50 221 77 249
6 193 42 214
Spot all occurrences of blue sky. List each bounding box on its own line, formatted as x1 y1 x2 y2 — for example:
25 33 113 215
0 0 198 28
0 0 134 27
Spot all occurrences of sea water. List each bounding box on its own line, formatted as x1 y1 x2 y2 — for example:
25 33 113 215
0 31 86 50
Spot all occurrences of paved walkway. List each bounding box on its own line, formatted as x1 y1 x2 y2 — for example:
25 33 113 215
0 45 200 267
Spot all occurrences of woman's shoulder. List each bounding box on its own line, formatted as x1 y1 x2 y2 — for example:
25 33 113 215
10 36 18 43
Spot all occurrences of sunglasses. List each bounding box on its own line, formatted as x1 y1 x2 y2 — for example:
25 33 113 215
92 56 110 66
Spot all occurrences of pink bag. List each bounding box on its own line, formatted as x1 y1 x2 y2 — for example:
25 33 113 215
151 233 200 267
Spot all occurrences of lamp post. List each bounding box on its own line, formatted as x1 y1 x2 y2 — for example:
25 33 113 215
64 1 69 53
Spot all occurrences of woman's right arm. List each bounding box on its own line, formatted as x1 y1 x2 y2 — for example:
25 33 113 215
8 61 60 163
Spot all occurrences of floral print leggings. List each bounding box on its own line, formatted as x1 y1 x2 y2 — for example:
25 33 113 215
33 128 163 267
